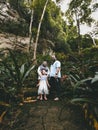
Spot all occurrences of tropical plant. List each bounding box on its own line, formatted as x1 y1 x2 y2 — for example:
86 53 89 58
60 51 98 129
70 72 98 130
0 49 35 102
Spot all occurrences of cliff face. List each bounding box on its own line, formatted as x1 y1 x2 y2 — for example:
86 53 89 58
0 1 20 24
0 33 29 51
0 1 28 36
0 1 29 53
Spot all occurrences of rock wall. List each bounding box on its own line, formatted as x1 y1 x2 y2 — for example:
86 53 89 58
0 1 28 36
0 1 20 23
0 33 30 52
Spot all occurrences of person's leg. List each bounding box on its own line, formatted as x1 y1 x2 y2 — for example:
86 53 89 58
40 94 43 100
54 78 61 100
49 77 56 98
44 94 47 100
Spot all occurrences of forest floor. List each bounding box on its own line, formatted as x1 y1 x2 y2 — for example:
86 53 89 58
0 99 87 130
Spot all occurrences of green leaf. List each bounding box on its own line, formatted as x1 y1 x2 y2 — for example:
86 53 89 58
71 98 98 105
69 74 78 82
2 61 17 82
22 65 35 83
8 49 21 85
20 63 25 78
91 72 98 83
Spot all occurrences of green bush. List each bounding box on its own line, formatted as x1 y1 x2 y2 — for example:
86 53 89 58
0 49 35 104
0 20 29 36
82 46 98 61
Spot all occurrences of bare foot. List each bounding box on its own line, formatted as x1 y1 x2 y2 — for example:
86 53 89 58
40 97 43 100
44 97 47 100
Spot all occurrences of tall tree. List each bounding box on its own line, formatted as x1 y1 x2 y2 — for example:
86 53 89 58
65 0 94 53
33 0 49 59
87 21 98 46
24 0 35 52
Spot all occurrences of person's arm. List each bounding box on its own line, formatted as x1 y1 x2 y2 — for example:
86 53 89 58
55 67 61 75
37 66 42 76
47 67 50 76
46 78 51 88
55 61 61 77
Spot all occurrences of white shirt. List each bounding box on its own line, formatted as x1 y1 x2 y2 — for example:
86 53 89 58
50 60 61 78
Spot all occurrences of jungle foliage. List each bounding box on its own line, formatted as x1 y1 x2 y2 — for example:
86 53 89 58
0 0 98 129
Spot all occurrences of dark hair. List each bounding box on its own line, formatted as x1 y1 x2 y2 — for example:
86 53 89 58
41 68 46 71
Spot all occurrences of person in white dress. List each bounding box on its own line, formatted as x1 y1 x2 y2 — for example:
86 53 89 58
38 69 50 100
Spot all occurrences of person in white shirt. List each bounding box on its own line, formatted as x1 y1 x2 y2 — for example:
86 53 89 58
37 61 50 80
49 55 61 101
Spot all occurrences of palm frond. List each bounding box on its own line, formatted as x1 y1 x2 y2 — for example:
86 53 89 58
2 61 17 82
69 74 78 83
91 72 98 83
9 50 21 79
22 65 35 83
73 78 92 89
71 98 98 105
20 63 25 79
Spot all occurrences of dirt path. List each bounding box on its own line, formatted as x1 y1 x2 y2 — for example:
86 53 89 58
1 100 87 130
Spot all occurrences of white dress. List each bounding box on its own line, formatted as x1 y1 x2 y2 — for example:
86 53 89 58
38 75 49 95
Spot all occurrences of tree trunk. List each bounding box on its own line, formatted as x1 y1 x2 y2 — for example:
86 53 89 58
89 34 96 47
75 9 81 54
28 9 34 52
33 0 49 60
92 37 96 46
